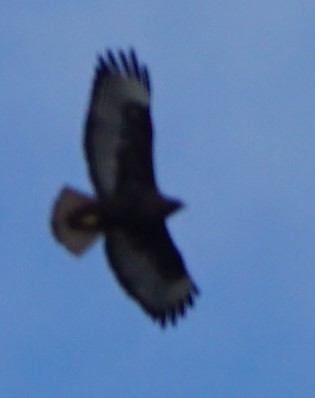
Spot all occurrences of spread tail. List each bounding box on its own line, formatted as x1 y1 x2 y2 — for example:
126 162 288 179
51 186 101 255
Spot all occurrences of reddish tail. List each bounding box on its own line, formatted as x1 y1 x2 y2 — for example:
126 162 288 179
51 186 101 255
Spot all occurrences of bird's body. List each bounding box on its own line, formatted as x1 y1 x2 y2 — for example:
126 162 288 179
51 49 199 327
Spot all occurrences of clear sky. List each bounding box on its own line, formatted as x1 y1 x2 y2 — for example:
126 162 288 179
1 1 315 397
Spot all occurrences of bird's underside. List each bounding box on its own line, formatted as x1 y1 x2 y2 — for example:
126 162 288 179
50 49 199 327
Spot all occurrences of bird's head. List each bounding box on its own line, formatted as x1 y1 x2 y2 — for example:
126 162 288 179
162 197 185 217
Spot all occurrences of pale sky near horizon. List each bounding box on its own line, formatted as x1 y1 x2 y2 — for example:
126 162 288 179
1 1 315 397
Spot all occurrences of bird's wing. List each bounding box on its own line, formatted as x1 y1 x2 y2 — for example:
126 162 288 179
84 49 155 198
105 223 199 327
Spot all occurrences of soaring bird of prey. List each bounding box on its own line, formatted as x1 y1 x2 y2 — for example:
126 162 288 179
51 49 199 327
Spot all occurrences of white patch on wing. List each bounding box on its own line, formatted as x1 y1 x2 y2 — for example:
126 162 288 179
88 77 149 195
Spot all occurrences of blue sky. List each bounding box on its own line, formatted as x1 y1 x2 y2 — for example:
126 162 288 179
1 1 315 397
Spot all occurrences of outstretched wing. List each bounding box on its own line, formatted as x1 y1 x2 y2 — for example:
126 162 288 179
106 223 199 327
84 49 155 198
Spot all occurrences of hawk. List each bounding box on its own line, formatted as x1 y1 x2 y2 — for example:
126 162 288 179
51 49 199 327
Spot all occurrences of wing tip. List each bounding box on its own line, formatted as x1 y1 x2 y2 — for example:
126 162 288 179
95 48 151 93
150 281 200 329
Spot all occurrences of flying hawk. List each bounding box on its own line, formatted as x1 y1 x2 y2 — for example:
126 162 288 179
51 49 199 327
